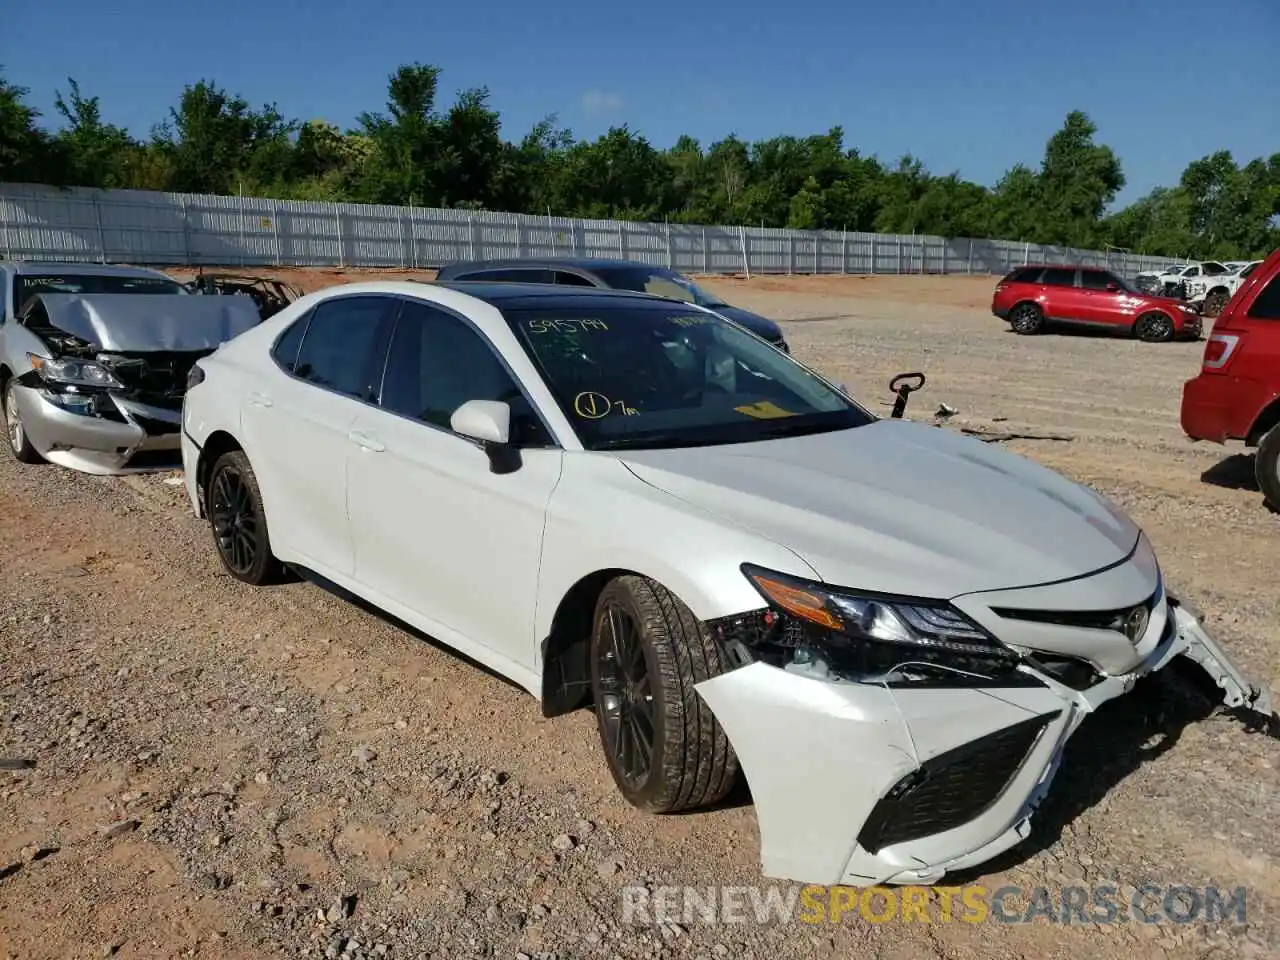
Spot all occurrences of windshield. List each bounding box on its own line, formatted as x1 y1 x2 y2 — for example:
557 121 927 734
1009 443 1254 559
590 265 730 308
15 273 186 312
505 303 872 451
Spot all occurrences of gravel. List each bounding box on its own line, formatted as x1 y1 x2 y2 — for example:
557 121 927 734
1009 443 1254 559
1 273 1276 960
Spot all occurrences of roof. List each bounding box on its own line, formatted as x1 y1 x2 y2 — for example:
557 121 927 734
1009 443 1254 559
436 257 672 275
433 280 682 311
2 260 176 279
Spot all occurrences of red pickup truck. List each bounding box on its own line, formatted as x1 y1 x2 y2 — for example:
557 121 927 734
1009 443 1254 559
1180 246 1280 508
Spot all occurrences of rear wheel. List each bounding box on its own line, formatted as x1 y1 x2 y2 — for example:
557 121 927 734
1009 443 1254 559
206 450 284 585
1008 302 1043 335
1134 311 1174 343
588 575 738 813
1255 424 1280 511
3 379 44 464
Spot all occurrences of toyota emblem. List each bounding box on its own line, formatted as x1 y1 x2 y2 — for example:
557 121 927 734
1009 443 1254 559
1124 605 1149 644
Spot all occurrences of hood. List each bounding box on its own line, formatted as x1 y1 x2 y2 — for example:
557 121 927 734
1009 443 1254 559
31 293 260 352
614 419 1140 599
705 304 784 341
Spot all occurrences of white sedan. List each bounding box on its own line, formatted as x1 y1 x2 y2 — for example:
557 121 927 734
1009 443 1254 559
178 279 1275 887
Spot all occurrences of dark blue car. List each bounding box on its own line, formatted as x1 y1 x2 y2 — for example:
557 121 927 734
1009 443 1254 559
434 257 788 352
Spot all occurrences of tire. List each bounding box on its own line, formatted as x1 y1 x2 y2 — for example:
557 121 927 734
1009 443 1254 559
3 378 45 465
1134 311 1174 343
205 449 284 585
1008 302 1043 335
588 575 738 813
1255 423 1280 511
1203 289 1229 318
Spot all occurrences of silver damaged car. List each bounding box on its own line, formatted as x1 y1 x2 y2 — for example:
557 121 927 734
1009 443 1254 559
1 263 260 474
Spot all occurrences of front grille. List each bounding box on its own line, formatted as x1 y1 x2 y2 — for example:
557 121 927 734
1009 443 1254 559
856 711 1057 853
98 350 212 412
131 414 181 436
992 589 1159 634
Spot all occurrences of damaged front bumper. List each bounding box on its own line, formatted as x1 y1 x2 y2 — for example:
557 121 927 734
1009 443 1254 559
694 599 1275 887
11 381 182 475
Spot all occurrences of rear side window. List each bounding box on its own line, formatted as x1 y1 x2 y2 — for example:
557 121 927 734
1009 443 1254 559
1040 268 1076 287
1246 271 1280 321
1003 267 1042 284
553 271 596 287
292 295 400 401
272 311 311 373
457 268 554 284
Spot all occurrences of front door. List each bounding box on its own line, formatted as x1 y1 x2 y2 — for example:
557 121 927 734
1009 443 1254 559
346 298 564 674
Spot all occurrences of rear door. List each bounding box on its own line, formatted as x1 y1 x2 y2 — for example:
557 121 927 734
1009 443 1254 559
240 294 400 577
1037 267 1083 320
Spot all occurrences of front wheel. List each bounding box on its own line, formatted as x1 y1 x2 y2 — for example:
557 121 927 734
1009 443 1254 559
206 450 284 585
1203 290 1229 318
588 576 738 813
3 379 44 464
1008 302 1043 335
1134 311 1174 343
1255 424 1280 511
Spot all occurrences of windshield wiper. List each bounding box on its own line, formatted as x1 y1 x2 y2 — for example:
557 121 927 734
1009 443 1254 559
593 433 726 450
756 420 852 439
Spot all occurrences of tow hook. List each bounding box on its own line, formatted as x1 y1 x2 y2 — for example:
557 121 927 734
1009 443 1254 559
889 372 927 419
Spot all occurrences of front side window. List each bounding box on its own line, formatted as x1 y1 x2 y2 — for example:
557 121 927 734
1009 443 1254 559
505 303 871 450
1203 262 1228 276
291 295 399 401
591 265 729 308
1080 270 1116 290
380 300 552 446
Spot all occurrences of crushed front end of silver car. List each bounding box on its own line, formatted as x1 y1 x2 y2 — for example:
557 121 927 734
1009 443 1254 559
6 292 259 474
694 538 1276 888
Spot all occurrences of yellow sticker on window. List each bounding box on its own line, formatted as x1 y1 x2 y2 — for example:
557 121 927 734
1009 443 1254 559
734 401 797 419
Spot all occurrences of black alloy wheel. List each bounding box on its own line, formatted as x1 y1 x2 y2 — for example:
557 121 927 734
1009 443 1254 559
206 450 282 585
1009 302 1043 334
595 600 656 790
1134 311 1174 343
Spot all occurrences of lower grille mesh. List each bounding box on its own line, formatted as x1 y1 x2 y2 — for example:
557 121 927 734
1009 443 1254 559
856 711 1057 853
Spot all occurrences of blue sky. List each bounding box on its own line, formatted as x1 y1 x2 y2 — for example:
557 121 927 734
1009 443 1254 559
4 0 1277 207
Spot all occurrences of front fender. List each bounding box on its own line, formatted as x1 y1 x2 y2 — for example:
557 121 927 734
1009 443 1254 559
534 454 816 647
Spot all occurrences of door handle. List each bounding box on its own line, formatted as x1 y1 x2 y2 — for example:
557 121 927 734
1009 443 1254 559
248 391 273 408
348 430 385 453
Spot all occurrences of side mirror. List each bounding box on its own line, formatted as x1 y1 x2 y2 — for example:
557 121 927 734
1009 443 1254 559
450 400 521 474
1105 282 1119 291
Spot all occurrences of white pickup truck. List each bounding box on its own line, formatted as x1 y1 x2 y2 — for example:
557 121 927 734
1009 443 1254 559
1134 260 1232 298
1183 259 1264 316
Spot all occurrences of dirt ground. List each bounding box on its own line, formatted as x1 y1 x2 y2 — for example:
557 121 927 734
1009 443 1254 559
2 271 1278 960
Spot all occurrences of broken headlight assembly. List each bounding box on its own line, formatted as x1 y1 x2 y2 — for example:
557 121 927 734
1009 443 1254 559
25 352 123 418
738 564 1021 684
28 353 123 389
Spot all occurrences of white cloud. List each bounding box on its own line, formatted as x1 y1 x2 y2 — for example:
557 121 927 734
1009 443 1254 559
580 89 624 115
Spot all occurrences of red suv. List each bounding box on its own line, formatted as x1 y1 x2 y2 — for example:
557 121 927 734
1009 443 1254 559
1180 246 1280 507
992 264 1203 342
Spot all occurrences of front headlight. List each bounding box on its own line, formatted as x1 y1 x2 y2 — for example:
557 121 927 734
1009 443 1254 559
740 564 1017 682
28 353 122 389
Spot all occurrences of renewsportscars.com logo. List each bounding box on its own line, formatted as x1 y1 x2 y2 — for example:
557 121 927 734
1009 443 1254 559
620 884 1250 927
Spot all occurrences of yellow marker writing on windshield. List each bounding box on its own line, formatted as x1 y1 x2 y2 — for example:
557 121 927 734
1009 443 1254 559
734 401 797 419
573 391 613 419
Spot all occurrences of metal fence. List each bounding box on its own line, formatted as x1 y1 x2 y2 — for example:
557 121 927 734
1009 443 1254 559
0 182 1180 279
